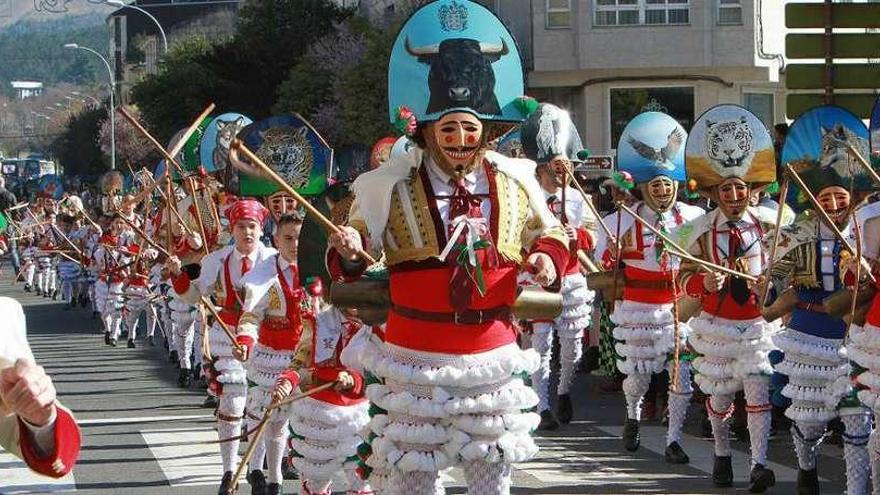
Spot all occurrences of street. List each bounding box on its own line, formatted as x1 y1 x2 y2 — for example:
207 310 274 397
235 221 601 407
0 271 848 495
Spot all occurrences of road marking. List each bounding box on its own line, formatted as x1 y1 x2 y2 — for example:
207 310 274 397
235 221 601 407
140 426 235 487
79 414 212 426
0 447 76 494
595 423 820 483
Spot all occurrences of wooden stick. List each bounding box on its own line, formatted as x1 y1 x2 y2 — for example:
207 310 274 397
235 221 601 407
847 143 880 186
562 166 616 242
786 164 875 282
114 213 171 258
616 202 758 282
153 183 197 238
231 139 378 265
49 224 84 258
847 210 863 341
761 178 790 307
187 177 211 256
199 296 242 351
270 381 336 409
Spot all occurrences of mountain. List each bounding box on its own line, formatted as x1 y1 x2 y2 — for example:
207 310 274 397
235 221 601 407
0 0 115 29
0 11 111 91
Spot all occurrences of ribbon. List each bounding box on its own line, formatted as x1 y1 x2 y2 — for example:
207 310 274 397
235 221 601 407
438 216 492 296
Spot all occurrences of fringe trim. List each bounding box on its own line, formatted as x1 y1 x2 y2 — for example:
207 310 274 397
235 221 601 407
361 340 539 388
689 314 778 342
289 396 370 425
616 358 666 376
773 329 842 364
444 380 539 415
445 429 539 464
610 300 674 327
450 412 540 436
291 435 362 462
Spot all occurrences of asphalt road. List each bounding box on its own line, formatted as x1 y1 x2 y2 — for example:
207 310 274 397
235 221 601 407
0 271 848 495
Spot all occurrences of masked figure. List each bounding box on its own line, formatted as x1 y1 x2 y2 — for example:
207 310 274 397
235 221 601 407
671 104 785 493
327 3 569 494
594 111 703 463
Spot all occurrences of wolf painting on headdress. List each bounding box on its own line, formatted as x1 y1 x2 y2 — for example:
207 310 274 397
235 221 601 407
818 123 868 179
213 117 248 171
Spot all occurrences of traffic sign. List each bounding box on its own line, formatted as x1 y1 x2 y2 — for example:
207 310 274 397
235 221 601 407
786 33 880 59
787 64 880 90
787 93 877 120
787 3 880 29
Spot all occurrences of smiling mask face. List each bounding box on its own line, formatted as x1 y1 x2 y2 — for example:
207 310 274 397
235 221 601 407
715 177 751 221
424 111 484 180
817 185 852 227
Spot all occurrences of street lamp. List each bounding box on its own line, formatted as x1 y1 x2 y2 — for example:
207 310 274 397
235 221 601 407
65 42 116 170
105 0 168 54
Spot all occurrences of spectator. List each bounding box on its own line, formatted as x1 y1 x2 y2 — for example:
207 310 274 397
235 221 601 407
0 297 81 478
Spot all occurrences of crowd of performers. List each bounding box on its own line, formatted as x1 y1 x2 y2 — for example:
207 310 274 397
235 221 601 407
12 2 880 495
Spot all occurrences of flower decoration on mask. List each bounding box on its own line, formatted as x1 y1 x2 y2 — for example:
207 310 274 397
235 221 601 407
394 106 418 137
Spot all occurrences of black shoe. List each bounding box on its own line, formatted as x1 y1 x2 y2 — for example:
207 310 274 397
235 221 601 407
623 418 640 451
664 441 689 464
127 339 136 349
104 332 111 345
797 467 819 495
109 338 117 347
748 463 776 493
557 393 573 424
246 470 266 495
203 395 219 409
52 289 58 300
24 284 31 292
148 335 155 346
169 350 179 364
264 482 281 495
712 455 733 487
281 456 298 480
537 409 559 431
193 364 202 381
178 368 193 388
217 471 233 495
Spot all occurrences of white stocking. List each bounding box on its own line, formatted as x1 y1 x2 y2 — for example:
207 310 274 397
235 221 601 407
530 323 553 412
869 428 880 494
390 470 442 495
558 335 582 396
707 394 734 457
666 360 693 446
217 389 247 473
743 379 772 467
264 419 288 484
792 422 825 470
622 373 651 420
841 408 872 495
463 461 511 495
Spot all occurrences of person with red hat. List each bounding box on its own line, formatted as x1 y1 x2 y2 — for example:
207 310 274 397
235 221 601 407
231 213 317 495
166 198 276 494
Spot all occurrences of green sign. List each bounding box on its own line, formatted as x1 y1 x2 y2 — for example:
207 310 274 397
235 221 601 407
787 3 880 29
786 33 880 59
787 93 877 119
787 64 880 90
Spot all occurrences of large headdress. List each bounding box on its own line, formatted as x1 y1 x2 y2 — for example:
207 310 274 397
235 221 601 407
617 111 687 183
160 118 212 181
782 105 873 211
387 0 525 126
37 174 63 200
200 113 254 173
234 114 333 198
519 102 585 165
685 104 775 190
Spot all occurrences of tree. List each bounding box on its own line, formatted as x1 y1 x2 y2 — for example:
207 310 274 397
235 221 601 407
98 106 158 172
51 107 108 176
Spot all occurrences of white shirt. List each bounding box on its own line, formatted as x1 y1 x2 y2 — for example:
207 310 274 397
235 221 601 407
710 213 765 277
819 221 851 291
425 157 491 239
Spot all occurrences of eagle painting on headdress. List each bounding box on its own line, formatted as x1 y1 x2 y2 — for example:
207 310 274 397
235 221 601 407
626 128 684 171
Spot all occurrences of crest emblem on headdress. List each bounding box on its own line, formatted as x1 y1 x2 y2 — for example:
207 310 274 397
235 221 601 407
438 1 468 32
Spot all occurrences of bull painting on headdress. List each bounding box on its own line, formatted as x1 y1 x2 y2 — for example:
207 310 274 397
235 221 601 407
406 38 509 116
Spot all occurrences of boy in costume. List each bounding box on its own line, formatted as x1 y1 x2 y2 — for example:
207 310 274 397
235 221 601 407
93 215 131 347
167 199 275 494
594 111 702 462
327 3 568 493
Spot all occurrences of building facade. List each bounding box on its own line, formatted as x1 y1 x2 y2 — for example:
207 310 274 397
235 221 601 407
502 0 786 155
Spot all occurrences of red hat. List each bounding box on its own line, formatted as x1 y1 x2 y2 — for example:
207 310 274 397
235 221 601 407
226 199 268 228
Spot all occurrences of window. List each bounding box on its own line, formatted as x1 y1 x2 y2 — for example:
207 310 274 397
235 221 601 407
743 92 774 132
546 0 572 28
595 0 688 26
718 0 743 25
609 87 695 149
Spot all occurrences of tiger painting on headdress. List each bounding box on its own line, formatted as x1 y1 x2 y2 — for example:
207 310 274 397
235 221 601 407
705 116 754 169
256 127 314 189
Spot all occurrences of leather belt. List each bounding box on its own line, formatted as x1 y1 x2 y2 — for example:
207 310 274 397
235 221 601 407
626 279 674 290
392 304 512 325
796 302 827 313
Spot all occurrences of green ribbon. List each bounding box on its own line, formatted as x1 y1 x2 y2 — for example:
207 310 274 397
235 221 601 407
451 239 492 296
